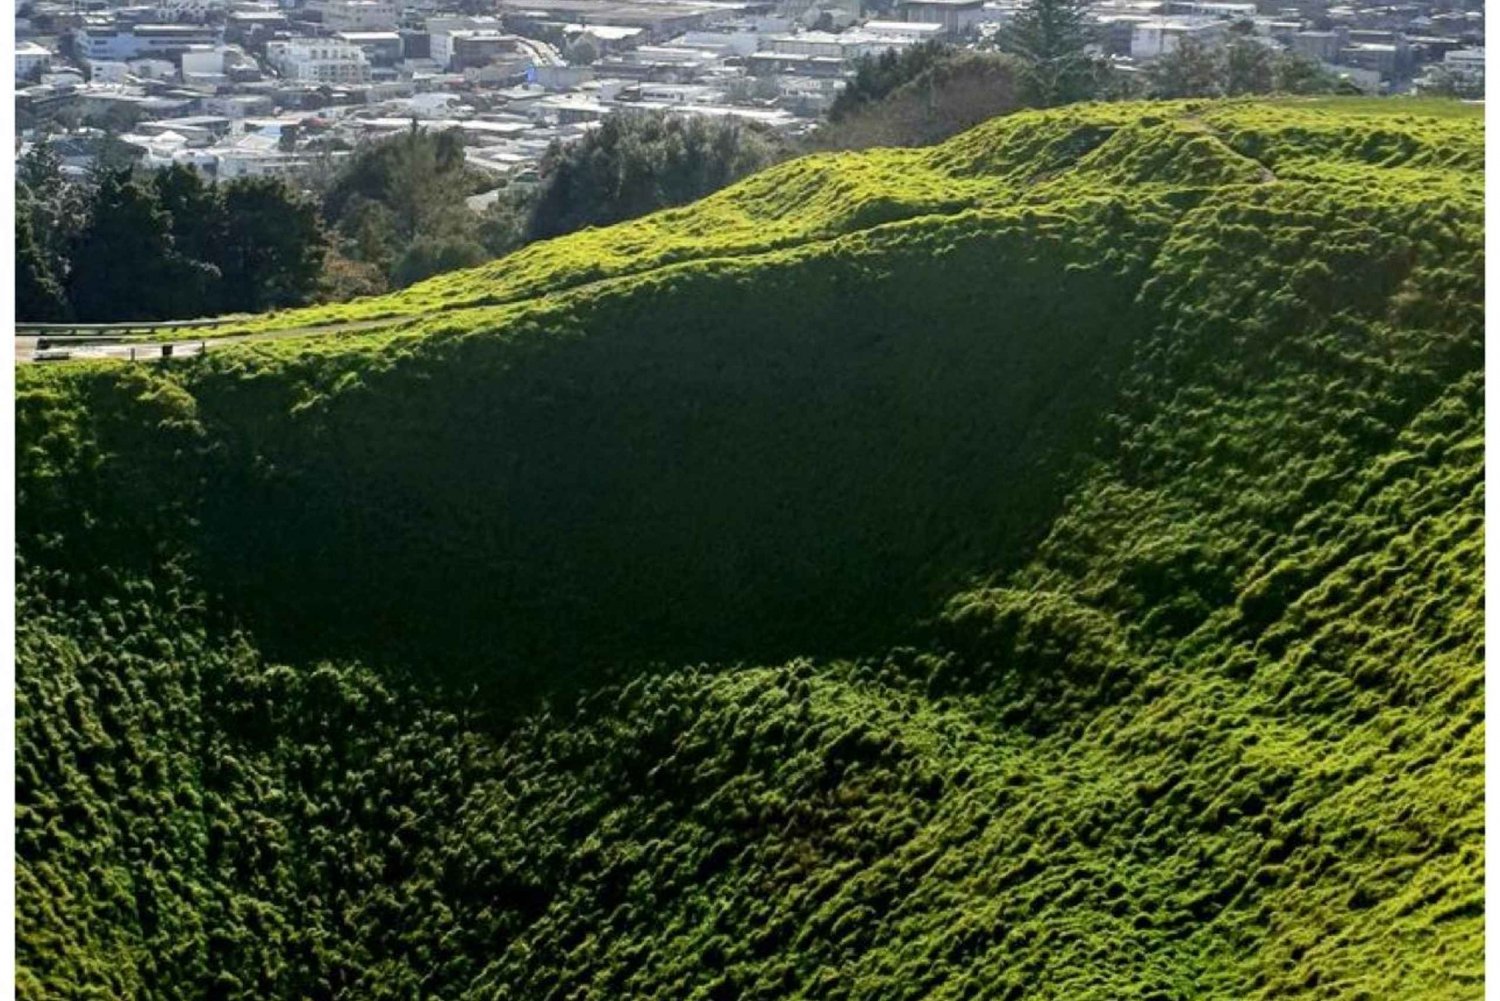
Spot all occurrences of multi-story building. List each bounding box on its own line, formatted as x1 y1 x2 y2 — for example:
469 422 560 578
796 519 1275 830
267 38 373 83
447 30 523 71
16 40 53 80
426 15 502 67
76 22 219 63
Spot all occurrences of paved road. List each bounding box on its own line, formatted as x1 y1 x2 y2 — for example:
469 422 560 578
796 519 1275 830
15 317 403 365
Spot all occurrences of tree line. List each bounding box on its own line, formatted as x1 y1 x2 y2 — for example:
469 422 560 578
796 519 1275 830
17 146 325 322
16 116 785 322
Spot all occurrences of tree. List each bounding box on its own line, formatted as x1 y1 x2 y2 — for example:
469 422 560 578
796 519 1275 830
829 42 953 122
319 251 390 301
1145 36 1224 98
1419 64 1483 99
563 38 598 66
1223 36 1274 95
1272 51 1336 94
323 123 471 234
152 164 223 272
998 0 1100 106
322 124 483 284
476 188 534 258
16 141 89 292
66 170 203 321
813 52 1026 151
16 209 70 321
1145 36 1338 99
383 124 473 245
526 112 784 242
218 177 327 312
18 139 64 191
391 234 489 288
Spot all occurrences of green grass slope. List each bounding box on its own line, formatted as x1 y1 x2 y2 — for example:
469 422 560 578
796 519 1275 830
15 98 1483 1000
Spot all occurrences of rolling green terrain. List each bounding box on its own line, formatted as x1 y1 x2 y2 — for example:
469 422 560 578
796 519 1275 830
15 98 1484 999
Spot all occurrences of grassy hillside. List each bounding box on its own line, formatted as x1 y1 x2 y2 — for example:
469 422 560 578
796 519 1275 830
15 97 1483 1000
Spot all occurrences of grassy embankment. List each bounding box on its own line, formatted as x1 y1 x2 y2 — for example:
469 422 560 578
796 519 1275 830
16 97 1483 999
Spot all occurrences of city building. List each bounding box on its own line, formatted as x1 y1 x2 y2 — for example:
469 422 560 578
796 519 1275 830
16 41 53 80
77 22 219 63
896 0 985 35
267 38 373 83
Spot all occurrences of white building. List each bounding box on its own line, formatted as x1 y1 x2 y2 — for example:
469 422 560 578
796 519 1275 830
765 26 933 60
181 46 228 79
860 20 946 42
77 23 218 62
16 41 53 81
212 130 307 178
427 15 505 67
267 38 372 83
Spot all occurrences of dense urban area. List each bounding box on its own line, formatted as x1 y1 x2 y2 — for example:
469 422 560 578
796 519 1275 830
14 0 1487 171
13 0 1486 322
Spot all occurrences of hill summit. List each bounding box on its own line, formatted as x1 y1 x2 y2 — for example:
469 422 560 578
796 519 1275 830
16 98 1483 999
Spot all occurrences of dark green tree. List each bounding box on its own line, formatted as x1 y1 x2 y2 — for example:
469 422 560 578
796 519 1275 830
814 52 1025 151
527 112 782 242
323 123 471 234
16 208 70 321
1272 51 1336 94
17 140 88 289
152 164 224 274
829 42 953 122
322 124 482 284
564 38 599 65
1145 36 1224 98
1224 36 1275 95
66 170 199 321
18 139 64 191
391 234 489 288
998 0 1100 106
218 177 328 312
1145 36 1337 99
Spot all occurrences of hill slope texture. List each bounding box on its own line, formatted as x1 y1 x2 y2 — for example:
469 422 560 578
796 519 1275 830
15 99 1483 1000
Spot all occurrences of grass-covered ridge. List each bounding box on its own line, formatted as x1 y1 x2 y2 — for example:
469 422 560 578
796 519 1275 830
183 97 1480 338
16 97 1483 999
